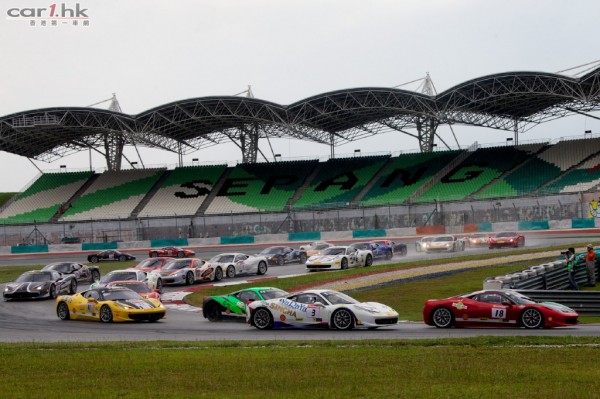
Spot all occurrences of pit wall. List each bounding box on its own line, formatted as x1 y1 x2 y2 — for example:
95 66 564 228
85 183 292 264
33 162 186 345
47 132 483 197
3 218 599 255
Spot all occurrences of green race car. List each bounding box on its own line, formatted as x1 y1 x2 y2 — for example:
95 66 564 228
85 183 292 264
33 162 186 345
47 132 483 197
202 287 289 322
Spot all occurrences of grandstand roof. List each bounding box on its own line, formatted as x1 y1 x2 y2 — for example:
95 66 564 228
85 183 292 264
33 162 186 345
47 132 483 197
1 67 599 162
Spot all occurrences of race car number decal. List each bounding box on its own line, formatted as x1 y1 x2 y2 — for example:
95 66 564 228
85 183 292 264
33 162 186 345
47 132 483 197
491 308 507 319
306 305 320 318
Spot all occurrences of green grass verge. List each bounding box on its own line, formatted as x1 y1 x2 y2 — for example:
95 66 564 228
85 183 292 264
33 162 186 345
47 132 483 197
1 338 599 399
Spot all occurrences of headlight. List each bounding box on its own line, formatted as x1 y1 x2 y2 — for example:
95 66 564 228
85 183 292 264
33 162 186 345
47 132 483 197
355 304 379 313
116 302 134 310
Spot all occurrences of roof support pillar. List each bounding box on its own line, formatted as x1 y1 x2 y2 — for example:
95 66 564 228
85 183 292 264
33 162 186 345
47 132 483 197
514 120 519 145
103 131 125 171
240 124 259 163
416 116 439 152
330 132 335 158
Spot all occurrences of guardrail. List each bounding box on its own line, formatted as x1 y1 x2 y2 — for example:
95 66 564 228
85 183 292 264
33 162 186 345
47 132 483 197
516 290 600 316
484 255 600 315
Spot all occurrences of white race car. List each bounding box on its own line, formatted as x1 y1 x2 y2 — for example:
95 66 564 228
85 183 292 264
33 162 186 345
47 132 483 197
158 258 219 285
205 253 268 278
425 235 465 253
246 289 399 330
305 246 373 271
91 269 163 292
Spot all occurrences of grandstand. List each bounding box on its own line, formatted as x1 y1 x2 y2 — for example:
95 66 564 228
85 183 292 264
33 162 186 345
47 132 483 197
137 165 227 217
204 159 318 214
59 169 166 221
0 64 599 242
0 171 93 224
1 137 600 225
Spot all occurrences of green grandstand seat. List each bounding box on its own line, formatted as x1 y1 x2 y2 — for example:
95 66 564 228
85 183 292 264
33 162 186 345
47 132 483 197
292 155 389 209
205 160 319 214
0 171 93 224
360 151 463 206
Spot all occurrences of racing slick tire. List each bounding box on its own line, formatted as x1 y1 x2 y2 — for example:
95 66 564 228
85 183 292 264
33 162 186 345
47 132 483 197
399 246 408 256
90 256 99 263
214 267 224 282
520 308 544 329
150 251 158 258
341 258 349 270
69 279 77 295
331 308 354 330
204 302 222 322
100 305 113 323
385 251 392 260
91 269 100 282
278 258 285 266
49 284 57 299
177 251 185 258
364 254 373 267
226 265 236 279
431 307 454 328
300 253 307 264
257 261 268 275
57 302 70 320
252 308 274 330
156 278 163 293
185 272 194 285
119 255 126 262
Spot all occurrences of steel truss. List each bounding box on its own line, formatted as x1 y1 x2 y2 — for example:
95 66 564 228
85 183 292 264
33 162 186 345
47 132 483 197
1 68 599 167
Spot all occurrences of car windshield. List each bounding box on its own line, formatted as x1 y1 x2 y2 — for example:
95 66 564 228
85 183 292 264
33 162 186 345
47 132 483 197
260 247 282 255
136 259 165 268
471 234 487 238
352 243 370 250
433 236 452 242
495 232 516 238
110 282 150 293
320 291 359 305
101 289 143 301
422 237 434 242
42 263 69 273
322 247 345 256
260 288 289 300
313 244 329 250
101 272 137 283
163 260 191 270
210 254 234 263
16 272 53 282
503 291 536 305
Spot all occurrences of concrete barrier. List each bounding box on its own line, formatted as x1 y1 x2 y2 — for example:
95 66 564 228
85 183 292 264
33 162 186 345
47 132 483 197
150 238 188 247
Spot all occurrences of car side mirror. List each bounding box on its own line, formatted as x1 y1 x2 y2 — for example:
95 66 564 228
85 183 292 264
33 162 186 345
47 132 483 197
313 302 325 307
87 298 97 303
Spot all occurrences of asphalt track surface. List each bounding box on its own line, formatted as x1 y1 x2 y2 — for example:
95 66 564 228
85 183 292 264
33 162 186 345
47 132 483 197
2 232 600 342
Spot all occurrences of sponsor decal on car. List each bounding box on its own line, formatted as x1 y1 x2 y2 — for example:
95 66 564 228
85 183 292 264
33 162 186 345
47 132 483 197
452 301 467 310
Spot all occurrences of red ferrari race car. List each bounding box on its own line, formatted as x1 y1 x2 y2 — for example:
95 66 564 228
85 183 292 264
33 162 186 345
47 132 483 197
149 246 195 258
488 232 525 249
423 289 578 329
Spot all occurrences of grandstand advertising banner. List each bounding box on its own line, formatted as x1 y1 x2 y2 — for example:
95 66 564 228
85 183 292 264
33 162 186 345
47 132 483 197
582 193 600 218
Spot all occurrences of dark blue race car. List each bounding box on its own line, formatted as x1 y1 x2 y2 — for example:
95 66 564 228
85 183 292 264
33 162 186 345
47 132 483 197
349 242 393 261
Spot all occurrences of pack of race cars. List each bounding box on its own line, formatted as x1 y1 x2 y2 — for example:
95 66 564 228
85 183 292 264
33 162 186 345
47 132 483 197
3 233 572 332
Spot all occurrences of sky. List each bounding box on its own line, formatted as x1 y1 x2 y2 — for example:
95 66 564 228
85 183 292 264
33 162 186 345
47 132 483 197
1 0 599 191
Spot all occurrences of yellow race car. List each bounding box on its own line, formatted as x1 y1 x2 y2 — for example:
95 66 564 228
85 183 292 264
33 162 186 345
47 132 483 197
56 287 166 323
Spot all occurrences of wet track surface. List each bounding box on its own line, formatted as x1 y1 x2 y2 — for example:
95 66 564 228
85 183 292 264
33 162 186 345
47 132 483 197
2 232 600 342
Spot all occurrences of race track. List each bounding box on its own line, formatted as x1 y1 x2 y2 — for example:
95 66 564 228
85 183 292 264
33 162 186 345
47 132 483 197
2 232 600 342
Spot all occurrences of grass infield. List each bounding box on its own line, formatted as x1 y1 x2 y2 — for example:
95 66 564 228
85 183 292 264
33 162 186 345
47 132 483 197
2 243 600 397
1 338 600 399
